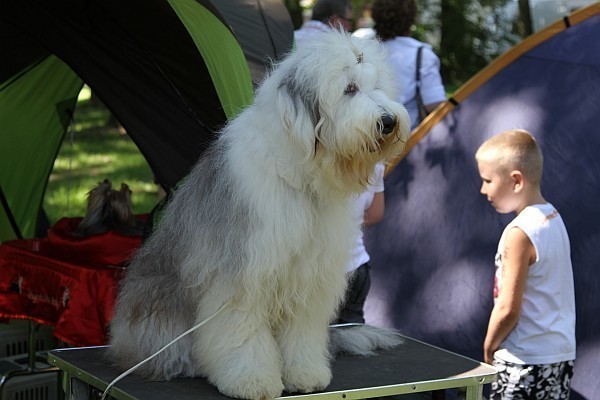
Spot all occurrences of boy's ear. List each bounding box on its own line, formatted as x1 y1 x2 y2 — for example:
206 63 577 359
511 170 524 192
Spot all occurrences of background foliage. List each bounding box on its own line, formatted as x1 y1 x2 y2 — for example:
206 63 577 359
289 0 523 87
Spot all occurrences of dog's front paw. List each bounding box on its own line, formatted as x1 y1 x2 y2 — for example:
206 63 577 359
282 364 332 394
217 373 284 400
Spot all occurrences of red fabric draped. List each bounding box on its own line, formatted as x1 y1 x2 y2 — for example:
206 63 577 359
47 217 143 266
0 217 144 346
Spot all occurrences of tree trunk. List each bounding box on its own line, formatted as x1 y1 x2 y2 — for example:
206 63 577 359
517 0 533 37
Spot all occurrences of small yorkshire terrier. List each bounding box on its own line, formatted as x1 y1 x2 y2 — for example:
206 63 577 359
75 179 137 237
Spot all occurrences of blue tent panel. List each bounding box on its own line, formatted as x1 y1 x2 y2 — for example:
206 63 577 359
365 7 600 399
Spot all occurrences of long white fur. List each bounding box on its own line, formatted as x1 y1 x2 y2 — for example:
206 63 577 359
109 30 411 400
329 324 404 356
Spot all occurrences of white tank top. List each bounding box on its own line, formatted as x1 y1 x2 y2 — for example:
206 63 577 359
347 163 384 272
494 203 576 365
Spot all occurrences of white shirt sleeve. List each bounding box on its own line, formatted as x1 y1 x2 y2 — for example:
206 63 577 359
370 163 385 194
419 47 447 106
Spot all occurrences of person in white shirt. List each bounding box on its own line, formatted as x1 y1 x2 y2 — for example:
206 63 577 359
294 0 352 49
371 0 446 130
476 129 576 400
335 163 385 324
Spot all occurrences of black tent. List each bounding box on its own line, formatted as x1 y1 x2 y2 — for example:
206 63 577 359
0 0 293 242
366 3 600 398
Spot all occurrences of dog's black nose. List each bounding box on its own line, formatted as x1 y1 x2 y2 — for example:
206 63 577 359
380 114 397 135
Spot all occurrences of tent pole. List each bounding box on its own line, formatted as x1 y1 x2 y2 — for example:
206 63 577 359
0 183 23 239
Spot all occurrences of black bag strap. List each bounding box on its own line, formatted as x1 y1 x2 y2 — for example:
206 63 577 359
415 46 428 122
416 46 423 88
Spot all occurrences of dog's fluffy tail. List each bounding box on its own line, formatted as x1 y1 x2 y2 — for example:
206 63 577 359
329 324 403 356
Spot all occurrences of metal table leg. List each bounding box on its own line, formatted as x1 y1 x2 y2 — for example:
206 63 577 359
464 384 483 400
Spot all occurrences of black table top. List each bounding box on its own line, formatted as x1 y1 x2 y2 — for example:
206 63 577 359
48 336 496 400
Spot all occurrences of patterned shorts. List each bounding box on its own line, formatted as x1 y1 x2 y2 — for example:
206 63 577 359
490 358 574 400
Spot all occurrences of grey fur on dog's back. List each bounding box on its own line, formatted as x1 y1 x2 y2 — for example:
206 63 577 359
108 143 254 379
329 324 403 356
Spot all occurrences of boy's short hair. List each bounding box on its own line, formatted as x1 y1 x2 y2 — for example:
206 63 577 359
475 129 544 185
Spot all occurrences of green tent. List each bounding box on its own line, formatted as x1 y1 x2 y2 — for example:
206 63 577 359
0 0 293 242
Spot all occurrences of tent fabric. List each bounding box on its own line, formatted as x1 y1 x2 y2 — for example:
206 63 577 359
168 0 254 118
366 3 600 399
0 0 293 242
212 0 295 85
0 0 254 189
0 56 83 240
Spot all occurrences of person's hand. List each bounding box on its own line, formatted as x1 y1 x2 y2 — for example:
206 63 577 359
483 336 497 365
484 347 495 365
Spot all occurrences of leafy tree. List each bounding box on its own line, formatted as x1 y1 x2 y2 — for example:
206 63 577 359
419 0 519 87
284 0 303 29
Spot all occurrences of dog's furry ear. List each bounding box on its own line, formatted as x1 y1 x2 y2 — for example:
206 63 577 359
86 179 113 212
274 68 322 189
276 68 320 152
276 73 304 135
75 179 114 236
110 184 136 227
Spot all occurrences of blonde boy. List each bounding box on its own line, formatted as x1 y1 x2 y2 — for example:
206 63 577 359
476 129 576 399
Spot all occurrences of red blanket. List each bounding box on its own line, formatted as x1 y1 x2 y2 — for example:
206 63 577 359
0 217 144 346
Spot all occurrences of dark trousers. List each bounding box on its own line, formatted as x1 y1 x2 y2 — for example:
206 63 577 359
336 263 371 324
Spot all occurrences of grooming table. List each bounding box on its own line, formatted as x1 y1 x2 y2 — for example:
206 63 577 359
47 336 496 400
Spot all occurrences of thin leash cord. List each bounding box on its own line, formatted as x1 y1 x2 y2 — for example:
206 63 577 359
100 302 229 400
66 120 75 214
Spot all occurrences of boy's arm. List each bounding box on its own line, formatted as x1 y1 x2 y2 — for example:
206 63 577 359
363 191 384 226
483 227 535 364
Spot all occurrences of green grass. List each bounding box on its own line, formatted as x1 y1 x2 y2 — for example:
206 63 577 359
43 90 159 224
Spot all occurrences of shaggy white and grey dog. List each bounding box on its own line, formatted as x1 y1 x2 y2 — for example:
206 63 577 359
109 30 410 400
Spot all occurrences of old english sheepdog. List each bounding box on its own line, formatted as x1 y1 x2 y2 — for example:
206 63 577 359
109 30 411 400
